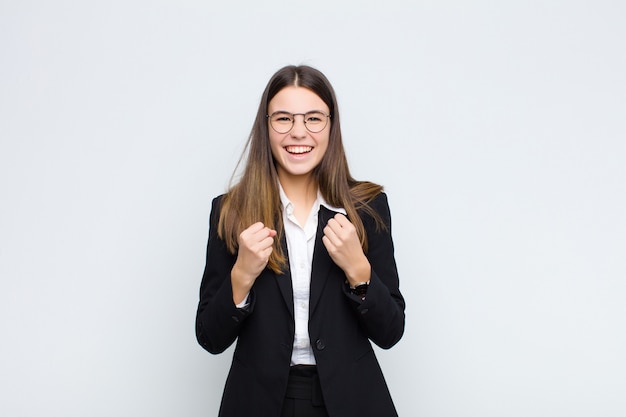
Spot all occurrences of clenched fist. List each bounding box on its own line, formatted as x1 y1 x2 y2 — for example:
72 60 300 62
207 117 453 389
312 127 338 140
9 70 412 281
322 213 371 286
231 222 277 304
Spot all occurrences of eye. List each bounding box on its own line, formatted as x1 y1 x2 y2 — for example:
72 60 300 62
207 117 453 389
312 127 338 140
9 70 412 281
305 112 325 123
272 112 293 123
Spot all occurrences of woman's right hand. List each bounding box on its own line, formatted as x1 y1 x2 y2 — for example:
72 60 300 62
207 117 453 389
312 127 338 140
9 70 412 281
230 222 276 304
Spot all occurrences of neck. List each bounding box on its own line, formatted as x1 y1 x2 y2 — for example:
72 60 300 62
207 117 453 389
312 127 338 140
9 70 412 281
279 173 318 210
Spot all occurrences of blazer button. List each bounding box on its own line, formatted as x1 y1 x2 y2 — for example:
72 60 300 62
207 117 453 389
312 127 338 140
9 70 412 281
231 315 240 323
315 339 326 351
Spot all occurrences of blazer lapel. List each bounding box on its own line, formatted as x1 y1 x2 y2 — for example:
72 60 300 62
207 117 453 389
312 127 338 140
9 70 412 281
275 231 294 319
309 206 338 317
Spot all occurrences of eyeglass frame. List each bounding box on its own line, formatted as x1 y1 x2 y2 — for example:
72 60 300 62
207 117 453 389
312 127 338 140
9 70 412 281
266 110 331 134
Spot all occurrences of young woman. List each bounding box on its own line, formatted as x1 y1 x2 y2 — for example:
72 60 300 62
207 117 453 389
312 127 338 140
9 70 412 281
196 65 405 417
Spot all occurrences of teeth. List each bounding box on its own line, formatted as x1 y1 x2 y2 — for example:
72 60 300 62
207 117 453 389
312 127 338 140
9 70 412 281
285 146 313 154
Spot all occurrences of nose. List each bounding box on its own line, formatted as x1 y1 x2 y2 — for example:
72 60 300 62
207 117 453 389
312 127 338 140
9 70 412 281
290 114 308 138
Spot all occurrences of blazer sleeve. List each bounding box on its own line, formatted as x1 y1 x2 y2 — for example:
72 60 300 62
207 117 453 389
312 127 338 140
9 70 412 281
347 192 406 349
195 195 254 354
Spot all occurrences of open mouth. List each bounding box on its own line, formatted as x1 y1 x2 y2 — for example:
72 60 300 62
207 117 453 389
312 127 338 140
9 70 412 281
285 145 313 155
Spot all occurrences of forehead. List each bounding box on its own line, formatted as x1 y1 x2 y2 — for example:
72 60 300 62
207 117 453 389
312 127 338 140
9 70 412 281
268 86 329 113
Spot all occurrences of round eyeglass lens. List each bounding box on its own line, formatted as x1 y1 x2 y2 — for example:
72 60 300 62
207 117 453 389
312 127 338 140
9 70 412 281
303 111 328 133
269 112 294 134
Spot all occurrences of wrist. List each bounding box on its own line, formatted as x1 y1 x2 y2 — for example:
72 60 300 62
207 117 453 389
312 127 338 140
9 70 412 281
231 263 255 286
345 258 371 287
231 265 254 304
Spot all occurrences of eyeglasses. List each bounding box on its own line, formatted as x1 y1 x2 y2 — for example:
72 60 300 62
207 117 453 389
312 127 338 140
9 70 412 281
267 111 331 134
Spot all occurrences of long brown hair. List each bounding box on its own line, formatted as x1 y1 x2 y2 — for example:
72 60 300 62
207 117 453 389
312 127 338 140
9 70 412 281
218 65 384 274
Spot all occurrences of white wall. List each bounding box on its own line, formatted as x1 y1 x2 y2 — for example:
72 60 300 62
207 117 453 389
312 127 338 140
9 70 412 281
1 1 625 416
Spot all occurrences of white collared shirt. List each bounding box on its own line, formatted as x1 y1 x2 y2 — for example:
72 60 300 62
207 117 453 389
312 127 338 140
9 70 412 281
279 185 346 365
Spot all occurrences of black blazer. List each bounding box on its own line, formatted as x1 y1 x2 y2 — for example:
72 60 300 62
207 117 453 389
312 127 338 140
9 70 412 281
196 192 405 417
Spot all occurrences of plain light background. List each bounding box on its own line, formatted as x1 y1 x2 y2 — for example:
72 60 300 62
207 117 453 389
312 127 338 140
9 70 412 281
1 1 625 416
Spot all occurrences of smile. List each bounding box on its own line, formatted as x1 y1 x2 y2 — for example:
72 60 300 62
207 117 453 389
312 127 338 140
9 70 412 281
285 146 313 154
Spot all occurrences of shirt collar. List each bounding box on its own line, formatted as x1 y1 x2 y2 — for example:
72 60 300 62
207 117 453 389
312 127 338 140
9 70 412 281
278 183 347 215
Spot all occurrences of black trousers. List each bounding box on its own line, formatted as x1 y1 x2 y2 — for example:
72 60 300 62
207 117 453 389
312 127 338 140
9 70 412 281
281 365 329 417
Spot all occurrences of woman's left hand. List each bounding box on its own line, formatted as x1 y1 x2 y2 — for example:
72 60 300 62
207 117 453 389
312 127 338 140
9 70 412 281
322 213 371 286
